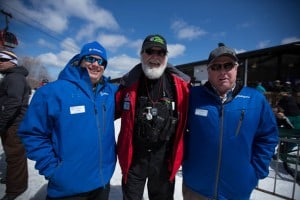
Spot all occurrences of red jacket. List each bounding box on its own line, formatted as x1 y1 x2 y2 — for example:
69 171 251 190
116 64 190 182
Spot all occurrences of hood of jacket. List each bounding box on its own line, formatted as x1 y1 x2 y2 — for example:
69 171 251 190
57 54 110 94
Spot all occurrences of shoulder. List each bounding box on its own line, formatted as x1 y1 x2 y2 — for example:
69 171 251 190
189 86 208 98
241 87 264 97
3 71 26 85
106 82 119 93
190 85 204 92
237 87 270 105
120 63 142 87
167 66 190 83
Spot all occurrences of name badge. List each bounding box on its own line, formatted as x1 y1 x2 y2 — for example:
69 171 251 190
195 108 208 117
123 101 130 110
70 105 85 114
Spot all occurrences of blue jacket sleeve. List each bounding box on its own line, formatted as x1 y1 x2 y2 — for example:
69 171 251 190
252 97 279 179
18 89 59 179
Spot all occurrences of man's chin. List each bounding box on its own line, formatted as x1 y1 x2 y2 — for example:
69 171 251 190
142 64 166 79
148 64 160 68
145 70 164 79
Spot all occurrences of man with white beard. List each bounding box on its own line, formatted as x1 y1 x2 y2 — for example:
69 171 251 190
116 34 190 200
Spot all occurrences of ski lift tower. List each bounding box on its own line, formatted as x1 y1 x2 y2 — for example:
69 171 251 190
0 9 18 49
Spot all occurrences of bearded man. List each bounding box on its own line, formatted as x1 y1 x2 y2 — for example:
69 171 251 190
115 34 190 200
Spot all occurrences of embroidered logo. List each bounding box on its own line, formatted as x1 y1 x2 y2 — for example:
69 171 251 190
236 95 250 99
100 92 109 96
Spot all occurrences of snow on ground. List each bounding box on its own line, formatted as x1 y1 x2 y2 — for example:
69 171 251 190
1 119 299 199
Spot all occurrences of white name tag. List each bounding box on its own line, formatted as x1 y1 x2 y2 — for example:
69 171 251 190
195 108 208 117
70 105 85 114
123 101 130 110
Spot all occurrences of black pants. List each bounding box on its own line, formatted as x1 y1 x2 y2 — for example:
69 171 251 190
122 144 175 200
46 183 110 200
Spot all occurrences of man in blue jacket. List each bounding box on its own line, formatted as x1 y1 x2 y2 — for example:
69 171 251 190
182 43 279 200
18 41 118 200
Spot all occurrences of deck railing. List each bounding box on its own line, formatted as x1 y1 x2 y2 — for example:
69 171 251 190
256 129 300 200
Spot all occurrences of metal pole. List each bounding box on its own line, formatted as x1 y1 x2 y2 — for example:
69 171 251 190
244 59 248 86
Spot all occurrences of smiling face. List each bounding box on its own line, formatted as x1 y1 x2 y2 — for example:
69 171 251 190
207 56 238 96
80 55 105 85
141 47 168 79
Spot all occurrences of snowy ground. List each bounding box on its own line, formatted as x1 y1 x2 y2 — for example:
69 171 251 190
1 119 299 200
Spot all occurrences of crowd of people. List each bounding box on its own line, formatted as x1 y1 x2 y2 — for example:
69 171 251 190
2 34 300 200
256 79 300 133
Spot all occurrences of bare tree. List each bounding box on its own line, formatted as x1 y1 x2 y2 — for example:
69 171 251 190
19 56 50 89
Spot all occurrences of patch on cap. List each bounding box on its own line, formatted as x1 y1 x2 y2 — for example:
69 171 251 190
208 43 238 63
141 34 167 51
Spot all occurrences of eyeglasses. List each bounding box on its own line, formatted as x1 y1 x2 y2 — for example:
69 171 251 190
84 56 106 66
208 62 237 71
0 58 11 62
144 49 167 57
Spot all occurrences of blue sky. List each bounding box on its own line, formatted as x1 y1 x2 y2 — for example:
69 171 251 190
0 0 299 80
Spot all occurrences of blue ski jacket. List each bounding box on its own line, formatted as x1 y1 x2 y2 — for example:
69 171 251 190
18 55 118 197
183 83 278 199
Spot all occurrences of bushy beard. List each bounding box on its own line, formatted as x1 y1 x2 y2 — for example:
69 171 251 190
141 61 167 80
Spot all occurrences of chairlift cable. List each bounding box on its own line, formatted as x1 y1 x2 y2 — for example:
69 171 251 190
0 3 77 51
0 9 18 48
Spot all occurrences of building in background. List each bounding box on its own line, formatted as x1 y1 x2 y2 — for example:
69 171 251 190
176 41 300 88
112 42 300 106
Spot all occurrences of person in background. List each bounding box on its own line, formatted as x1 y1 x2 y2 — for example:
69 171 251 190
39 78 49 88
0 50 30 200
282 81 293 94
116 34 190 200
28 79 49 104
275 85 300 158
273 107 295 129
277 90 300 129
27 87 35 104
182 43 279 199
256 81 266 94
272 80 283 92
18 41 118 200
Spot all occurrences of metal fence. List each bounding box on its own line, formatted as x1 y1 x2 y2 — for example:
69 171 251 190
256 131 300 200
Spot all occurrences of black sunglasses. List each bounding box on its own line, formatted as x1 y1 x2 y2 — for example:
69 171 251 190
208 62 237 71
84 56 106 66
144 49 167 57
0 58 11 62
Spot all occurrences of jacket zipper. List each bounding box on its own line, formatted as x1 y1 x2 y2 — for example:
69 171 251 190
100 103 107 185
214 106 224 199
235 110 245 136
94 91 107 186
